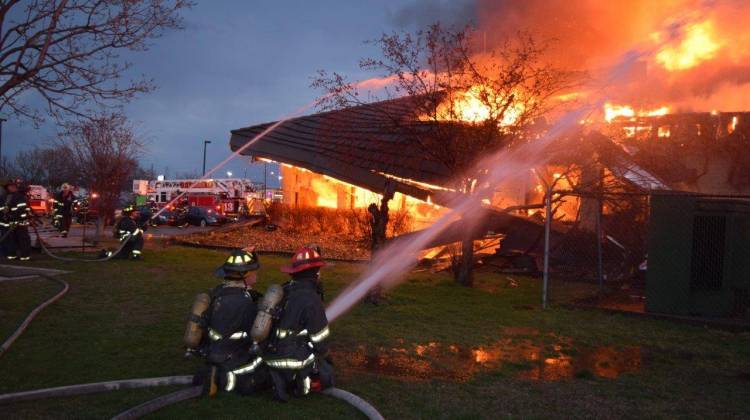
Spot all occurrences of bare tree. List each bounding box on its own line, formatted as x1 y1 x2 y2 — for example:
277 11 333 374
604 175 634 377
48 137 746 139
14 145 79 188
313 23 573 286
59 112 142 239
0 0 191 124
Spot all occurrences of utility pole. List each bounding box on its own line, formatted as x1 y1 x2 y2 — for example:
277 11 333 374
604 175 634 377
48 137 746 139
595 165 605 290
202 140 212 176
0 118 6 176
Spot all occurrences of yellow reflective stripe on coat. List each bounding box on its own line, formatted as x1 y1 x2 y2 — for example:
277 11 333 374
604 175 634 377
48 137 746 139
208 329 222 341
225 372 236 391
225 357 263 391
265 353 315 370
232 357 263 375
310 326 330 343
229 331 247 340
209 329 247 341
276 329 293 339
302 376 311 395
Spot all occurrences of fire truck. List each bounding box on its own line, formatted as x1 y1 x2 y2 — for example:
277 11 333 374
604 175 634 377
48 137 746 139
28 185 51 216
132 178 259 216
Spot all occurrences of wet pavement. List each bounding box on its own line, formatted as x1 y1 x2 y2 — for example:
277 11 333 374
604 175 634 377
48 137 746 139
334 328 641 382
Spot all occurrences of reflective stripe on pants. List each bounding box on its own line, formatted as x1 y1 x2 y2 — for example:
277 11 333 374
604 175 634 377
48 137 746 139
265 353 315 370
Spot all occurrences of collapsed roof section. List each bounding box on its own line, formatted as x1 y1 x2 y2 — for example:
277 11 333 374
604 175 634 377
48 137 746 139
230 95 679 206
230 96 463 205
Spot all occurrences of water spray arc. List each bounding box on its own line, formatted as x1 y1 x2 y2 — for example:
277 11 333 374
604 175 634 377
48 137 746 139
150 94 334 222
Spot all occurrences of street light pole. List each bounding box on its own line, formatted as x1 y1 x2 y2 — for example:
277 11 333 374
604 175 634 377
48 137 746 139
202 140 212 176
263 162 268 199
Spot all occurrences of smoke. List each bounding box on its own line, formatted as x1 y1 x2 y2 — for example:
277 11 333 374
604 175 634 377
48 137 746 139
390 0 477 30
476 0 750 111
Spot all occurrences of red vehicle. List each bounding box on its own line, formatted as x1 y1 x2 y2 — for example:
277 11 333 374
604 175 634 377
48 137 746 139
28 185 50 216
133 178 257 217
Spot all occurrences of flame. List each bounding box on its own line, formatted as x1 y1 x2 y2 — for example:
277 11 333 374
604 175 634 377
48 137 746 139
728 115 739 134
282 164 447 227
427 85 524 126
657 126 671 138
655 21 721 71
604 103 670 123
604 103 635 122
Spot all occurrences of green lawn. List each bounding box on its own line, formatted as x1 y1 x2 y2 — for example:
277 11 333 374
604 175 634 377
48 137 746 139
1 245 749 419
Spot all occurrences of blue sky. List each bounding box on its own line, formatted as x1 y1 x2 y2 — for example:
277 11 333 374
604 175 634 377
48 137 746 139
4 0 475 187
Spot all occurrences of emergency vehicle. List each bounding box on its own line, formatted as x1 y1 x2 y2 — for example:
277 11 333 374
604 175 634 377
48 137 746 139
132 178 260 216
28 185 50 216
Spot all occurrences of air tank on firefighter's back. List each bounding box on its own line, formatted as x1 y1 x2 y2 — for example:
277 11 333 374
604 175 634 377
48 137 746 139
184 293 211 349
251 284 284 344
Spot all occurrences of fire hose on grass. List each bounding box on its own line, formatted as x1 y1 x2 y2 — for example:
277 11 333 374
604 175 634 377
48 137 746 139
0 272 383 418
31 223 134 263
0 274 69 359
0 375 385 420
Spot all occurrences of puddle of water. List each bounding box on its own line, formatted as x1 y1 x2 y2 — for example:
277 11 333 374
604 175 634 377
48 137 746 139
334 332 641 383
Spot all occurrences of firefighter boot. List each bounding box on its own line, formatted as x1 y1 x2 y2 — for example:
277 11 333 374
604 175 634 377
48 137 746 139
197 365 219 397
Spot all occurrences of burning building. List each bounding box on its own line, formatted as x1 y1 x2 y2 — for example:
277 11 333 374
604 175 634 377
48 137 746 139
229 0 750 252
229 98 459 230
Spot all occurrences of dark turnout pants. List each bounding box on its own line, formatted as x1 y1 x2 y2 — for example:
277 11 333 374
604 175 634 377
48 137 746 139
60 212 72 234
119 234 144 258
3 225 31 259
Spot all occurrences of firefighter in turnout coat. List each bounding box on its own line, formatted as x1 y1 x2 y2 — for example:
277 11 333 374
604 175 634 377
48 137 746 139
1 179 32 261
191 249 268 396
266 246 334 401
112 205 144 259
52 183 76 237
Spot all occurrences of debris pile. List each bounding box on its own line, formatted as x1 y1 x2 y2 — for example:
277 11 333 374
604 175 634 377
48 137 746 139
178 225 371 261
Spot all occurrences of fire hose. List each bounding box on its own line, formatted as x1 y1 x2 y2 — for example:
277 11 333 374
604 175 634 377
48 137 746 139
31 222 134 263
0 274 69 359
0 375 385 420
0 273 385 419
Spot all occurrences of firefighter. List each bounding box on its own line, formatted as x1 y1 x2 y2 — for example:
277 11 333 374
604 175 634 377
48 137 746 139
112 205 144 260
265 246 333 402
174 195 190 228
187 249 268 396
52 183 76 237
1 179 33 261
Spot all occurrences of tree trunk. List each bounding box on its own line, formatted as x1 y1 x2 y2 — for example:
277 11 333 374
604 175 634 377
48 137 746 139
456 178 476 287
457 236 474 287
94 215 105 246
365 181 395 304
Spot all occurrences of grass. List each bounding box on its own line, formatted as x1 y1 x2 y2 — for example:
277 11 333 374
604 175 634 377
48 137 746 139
1 245 749 419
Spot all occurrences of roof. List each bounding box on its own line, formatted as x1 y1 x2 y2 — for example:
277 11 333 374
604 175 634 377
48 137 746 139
230 96 458 203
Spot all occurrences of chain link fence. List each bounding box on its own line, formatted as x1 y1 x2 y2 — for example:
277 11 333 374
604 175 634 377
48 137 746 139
543 190 750 321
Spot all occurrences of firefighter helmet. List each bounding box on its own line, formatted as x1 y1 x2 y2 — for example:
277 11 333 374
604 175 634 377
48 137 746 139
4 178 22 188
214 249 260 278
281 246 326 274
122 204 135 215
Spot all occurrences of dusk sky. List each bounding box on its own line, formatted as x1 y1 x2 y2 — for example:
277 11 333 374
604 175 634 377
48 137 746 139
5 0 475 187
